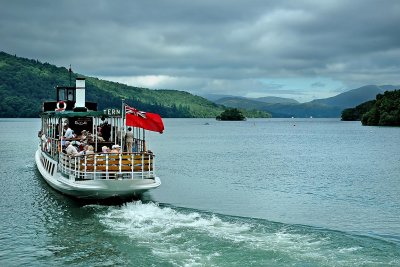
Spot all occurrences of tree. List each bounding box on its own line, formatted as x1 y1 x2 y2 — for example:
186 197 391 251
361 90 400 126
341 100 375 121
216 108 246 121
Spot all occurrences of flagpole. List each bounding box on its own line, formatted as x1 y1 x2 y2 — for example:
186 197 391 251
121 98 125 153
143 128 146 152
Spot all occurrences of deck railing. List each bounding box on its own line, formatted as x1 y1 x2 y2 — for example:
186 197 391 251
59 152 155 180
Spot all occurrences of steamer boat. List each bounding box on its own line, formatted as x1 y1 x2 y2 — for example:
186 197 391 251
35 77 163 199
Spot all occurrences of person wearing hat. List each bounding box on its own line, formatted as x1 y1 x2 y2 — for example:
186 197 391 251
110 144 121 153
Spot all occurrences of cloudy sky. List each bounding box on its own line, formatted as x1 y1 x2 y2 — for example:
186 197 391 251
1 0 399 102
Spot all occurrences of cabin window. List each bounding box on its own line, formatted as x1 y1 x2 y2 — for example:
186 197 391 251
67 90 74 101
58 90 65 100
57 87 75 102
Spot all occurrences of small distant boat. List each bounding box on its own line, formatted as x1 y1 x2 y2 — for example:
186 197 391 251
35 77 164 199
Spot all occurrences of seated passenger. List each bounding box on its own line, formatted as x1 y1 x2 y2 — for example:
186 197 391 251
86 132 94 142
97 132 105 142
86 145 95 155
65 141 80 156
101 146 111 154
110 144 121 153
79 130 88 143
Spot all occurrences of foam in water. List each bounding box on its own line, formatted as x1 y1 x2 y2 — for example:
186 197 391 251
97 201 400 266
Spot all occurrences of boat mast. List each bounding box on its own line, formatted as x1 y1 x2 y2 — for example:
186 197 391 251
69 65 72 87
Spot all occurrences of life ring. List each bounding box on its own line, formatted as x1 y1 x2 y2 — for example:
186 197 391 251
56 101 67 111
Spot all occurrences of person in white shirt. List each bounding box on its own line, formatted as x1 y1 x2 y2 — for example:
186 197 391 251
65 141 80 156
64 125 74 139
125 127 134 152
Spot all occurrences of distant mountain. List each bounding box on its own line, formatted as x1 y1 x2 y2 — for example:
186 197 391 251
201 93 237 102
215 97 342 118
310 85 398 109
250 96 299 104
214 85 399 118
208 94 298 104
215 97 272 110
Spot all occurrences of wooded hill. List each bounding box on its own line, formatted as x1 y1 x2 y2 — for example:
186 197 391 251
361 90 400 126
0 52 270 118
341 90 400 126
214 85 399 118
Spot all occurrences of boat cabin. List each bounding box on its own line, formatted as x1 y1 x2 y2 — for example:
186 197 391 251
38 78 154 181
43 78 97 112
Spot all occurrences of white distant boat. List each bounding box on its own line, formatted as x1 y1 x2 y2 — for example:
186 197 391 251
35 77 163 199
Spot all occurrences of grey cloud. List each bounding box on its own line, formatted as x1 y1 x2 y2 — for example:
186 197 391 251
311 82 325 88
1 0 399 99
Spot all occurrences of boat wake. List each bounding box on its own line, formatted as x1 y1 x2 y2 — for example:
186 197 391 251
94 201 400 266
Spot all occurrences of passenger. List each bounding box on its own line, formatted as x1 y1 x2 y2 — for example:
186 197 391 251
133 139 139 152
97 132 105 142
86 145 95 155
80 130 88 143
125 127 134 152
110 144 121 153
101 122 111 141
61 124 74 147
64 124 74 139
86 132 93 142
70 140 81 149
65 141 80 156
101 146 110 153
41 133 47 150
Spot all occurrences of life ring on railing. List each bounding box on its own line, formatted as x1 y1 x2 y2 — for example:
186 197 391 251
56 101 67 111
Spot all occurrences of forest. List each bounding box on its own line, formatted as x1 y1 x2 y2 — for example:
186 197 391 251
361 90 400 126
341 90 400 126
0 52 270 118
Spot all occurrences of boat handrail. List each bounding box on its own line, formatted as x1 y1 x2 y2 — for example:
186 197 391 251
59 151 155 180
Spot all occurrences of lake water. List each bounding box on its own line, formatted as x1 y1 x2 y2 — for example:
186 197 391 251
0 118 399 266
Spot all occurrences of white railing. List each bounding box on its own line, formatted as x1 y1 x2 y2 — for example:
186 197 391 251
58 152 156 180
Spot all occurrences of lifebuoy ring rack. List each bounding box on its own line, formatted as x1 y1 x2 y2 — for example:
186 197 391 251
56 101 67 111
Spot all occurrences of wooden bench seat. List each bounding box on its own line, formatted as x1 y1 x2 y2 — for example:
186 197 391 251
80 165 152 172
62 153 154 173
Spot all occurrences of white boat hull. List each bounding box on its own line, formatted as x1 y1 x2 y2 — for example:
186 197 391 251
35 149 161 199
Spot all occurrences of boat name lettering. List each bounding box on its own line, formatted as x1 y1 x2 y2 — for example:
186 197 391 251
103 108 121 116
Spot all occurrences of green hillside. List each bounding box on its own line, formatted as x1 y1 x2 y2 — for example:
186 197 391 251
0 52 270 118
250 96 299 104
0 52 216 117
341 100 376 121
341 90 400 126
361 90 400 126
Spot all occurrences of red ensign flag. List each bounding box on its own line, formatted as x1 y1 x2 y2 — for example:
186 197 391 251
125 105 164 133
